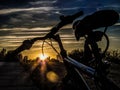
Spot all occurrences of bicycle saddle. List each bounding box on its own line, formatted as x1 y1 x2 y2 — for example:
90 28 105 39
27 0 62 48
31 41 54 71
73 10 119 41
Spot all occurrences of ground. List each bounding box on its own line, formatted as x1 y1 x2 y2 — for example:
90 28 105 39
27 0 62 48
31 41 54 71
29 60 120 90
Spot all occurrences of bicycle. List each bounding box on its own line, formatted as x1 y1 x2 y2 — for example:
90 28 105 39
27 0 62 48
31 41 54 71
29 32 119 90
13 10 120 90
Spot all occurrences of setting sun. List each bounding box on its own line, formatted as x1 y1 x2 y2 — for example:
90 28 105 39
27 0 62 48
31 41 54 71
39 54 48 61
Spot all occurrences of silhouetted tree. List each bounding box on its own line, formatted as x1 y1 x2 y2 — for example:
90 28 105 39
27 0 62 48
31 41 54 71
0 48 6 61
68 49 84 62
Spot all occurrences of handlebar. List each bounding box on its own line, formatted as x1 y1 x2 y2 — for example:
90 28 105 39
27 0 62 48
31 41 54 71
30 11 83 43
25 11 84 58
29 10 83 53
12 11 83 55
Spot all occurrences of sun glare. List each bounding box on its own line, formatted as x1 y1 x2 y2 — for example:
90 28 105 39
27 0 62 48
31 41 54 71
39 54 48 61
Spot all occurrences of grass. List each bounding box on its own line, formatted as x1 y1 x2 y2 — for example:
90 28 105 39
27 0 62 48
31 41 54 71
105 50 120 64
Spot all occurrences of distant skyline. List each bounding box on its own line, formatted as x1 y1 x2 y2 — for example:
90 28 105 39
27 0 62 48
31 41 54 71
0 0 120 59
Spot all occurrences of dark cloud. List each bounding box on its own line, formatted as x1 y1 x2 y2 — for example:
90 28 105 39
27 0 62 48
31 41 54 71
1 13 58 28
0 11 59 28
0 0 34 5
0 0 120 28
0 0 35 9
0 13 19 28
0 0 59 28
0 0 57 9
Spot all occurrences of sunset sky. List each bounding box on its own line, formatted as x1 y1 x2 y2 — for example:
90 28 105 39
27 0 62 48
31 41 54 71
0 0 120 59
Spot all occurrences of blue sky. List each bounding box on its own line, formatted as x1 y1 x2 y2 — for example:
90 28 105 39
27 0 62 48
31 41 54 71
0 0 120 59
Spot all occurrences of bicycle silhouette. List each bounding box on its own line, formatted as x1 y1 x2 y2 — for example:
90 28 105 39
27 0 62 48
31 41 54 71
8 10 120 90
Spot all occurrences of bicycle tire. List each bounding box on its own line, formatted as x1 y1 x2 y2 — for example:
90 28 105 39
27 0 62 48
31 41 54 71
84 31 110 68
97 31 109 57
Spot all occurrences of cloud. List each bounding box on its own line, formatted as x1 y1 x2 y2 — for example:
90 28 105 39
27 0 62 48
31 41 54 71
0 0 32 10
0 27 52 31
0 7 55 15
0 12 56 28
115 22 120 26
0 0 120 56
29 0 57 5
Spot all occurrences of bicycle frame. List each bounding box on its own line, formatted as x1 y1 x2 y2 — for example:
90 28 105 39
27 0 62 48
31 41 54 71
53 34 95 90
53 34 120 90
65 56 95 76
28 33 120 90
53 34 95 75
28 24 115 90
51 34 120 90
64 57 94 90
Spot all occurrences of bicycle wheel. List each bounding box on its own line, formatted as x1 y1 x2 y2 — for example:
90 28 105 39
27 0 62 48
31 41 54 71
85 31 109 68
96 31 109 56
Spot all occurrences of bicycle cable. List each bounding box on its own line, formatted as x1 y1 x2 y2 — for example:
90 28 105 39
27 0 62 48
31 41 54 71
41 39 61 59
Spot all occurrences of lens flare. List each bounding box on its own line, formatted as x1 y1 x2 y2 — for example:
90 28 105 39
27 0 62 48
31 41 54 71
39 54 48 61
46 71 59 83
